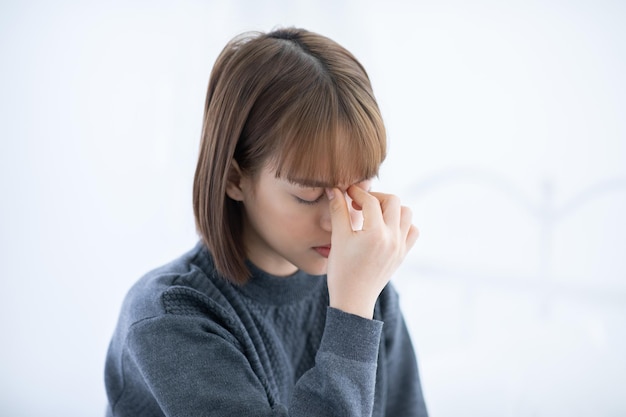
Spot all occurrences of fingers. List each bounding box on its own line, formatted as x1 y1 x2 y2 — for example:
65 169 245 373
347 186 418 248
401 206 419 250
400 206 413 236
370 191 401 227
326 188 354 237
338 186 418 247
406 224 420 250
346 186 384 231
349 186 409 232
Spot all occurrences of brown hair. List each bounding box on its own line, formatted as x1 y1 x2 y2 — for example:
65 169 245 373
193 27 386 284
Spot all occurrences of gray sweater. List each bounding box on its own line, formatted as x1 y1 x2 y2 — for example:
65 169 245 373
105 242 428 416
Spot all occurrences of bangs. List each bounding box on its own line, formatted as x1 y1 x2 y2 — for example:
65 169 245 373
270 83 386 187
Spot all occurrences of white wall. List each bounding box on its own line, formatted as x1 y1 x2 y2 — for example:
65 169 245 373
1 0 624 416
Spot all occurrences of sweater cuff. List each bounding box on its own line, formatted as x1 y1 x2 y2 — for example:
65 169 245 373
318 307 383 363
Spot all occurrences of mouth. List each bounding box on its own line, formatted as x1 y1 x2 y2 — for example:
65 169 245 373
312 245 331 258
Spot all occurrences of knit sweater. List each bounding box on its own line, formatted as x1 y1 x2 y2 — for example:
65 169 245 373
104 242 428 416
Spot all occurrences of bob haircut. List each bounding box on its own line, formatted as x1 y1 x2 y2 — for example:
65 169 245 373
193 27 387 284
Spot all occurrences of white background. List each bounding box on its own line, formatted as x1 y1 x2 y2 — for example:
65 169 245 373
1 0 625 416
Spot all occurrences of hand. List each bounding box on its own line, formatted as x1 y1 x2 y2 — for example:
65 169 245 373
325 186 419 319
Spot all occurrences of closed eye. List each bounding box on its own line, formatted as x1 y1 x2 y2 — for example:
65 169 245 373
295 193 324 205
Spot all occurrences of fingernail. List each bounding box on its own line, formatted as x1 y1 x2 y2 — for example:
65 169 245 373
325 188 335 200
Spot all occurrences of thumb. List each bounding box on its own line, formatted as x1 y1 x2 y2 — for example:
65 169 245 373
326 188 352 238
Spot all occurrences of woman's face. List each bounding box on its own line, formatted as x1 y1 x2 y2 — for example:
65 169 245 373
229 164 372 277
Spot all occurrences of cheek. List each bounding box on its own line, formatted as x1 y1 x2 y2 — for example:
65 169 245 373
263 196 308 225
247 192 288 227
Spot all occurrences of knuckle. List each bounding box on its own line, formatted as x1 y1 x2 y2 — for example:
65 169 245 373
388 195 401 205
383 195 401 213
401 205 413 221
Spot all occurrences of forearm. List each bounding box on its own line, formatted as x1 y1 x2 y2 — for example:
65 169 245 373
111 309 383 417
290 308 383 416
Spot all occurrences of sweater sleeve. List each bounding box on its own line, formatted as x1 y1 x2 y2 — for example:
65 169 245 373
290 307 383 416
108 307 382 417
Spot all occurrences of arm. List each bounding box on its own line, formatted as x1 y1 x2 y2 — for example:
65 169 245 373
112 307 382 417
290 308 382 416
324 186 426 415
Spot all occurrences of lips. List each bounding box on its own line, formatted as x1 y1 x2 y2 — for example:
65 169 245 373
313 245 331 258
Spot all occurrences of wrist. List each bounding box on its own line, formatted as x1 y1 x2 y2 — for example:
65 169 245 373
329 297 376 320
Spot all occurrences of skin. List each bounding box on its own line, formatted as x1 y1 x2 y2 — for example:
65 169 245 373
226 163 419 319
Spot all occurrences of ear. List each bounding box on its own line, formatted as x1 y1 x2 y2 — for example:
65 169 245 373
225 159 246 202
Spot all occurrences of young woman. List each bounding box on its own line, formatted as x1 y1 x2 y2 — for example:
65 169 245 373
105 27 428 417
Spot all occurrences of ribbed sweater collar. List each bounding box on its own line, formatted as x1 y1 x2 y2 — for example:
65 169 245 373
239 260 326 305
195 241 326 306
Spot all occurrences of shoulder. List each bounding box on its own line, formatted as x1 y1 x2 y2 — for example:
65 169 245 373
116 242 228 330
